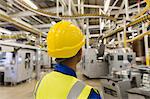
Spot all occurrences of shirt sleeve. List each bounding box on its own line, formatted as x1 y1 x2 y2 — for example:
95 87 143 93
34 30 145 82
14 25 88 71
88 88 102 99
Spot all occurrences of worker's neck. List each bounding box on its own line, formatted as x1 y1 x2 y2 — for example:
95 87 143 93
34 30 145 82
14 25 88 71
62 62 77 71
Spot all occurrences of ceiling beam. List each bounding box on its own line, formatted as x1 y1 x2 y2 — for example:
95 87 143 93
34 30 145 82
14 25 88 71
129 1 145 9
110 7 144 15
115 1 125 18
10 7 63 18
0 22 9 26
108 0 119 13
10 1 45 24
0 27 12 34
74 4 120 9
31 16 44 24
33 24 52 29
40 29 49 32
0 9 46 36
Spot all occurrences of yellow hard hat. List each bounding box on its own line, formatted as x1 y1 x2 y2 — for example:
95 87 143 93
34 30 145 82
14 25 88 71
47 21 85 58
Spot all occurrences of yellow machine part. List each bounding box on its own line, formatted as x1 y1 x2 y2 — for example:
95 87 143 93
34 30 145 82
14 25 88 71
132 0 150 19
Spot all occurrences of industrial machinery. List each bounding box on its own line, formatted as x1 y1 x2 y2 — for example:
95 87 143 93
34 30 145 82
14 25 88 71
100 48 141 99
108 49 136 74
41 51 51 68
100 70 141 99
81 48 109 78
127 66 150 99
0 45 35 85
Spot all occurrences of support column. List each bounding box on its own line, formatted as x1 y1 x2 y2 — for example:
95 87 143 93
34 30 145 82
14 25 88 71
99 8 102 35
81 0 84 32
68 0 72 21
35 49 41 80
137 0 140 13
124 0 129 20
56 0 59 16
143 23 150 66
123 19 127 48
117 33 121 48
86 18 90 49
62 4 65 15
78 0 81 13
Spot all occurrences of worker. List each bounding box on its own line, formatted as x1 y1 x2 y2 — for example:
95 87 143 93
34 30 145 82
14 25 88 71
34 21 102 99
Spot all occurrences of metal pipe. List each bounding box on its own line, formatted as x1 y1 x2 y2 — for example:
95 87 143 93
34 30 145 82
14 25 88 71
15 0 116 21
81 0 84 32
56 0 59 16
143 22 150 66
144 35 150 66
78 0 80 13
99 8 102 35
114 31 150 44
123 19 127 48
117 32 121 47
0 13 45 37
132 0 150 19
103 14 150 38
124 0 129 20
86 18 90 49
127 31 150 42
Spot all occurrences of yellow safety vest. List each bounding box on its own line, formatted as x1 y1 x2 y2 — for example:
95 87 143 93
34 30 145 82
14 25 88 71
34 71 92 99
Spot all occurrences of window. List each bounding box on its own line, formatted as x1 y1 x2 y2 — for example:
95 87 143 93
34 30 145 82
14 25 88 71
118 55 123 61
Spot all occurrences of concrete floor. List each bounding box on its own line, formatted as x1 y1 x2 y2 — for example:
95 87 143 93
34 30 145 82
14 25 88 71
0 69 102 99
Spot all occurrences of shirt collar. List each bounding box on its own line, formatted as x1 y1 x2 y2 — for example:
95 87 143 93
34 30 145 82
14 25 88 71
54 64 77 78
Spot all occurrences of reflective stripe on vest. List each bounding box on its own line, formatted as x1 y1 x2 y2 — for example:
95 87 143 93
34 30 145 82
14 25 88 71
34 71 92 99
67 81 85 99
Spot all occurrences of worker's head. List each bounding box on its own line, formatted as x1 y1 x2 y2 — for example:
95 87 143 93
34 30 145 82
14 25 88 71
47 21 85 67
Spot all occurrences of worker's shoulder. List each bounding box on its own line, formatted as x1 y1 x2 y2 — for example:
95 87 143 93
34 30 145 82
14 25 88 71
92 88 100 94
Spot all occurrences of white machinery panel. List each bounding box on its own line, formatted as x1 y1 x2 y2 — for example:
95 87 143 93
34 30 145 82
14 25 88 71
82 48 108 78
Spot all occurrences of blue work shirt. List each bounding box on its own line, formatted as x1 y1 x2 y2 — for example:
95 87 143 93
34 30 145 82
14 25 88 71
54 64 102 99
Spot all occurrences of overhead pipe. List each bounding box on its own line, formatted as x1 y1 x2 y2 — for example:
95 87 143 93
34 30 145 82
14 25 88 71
103 14 150 38
103 0 150 38
132 0 150 19
127 31 150 42
114 31 150 44
0 13 46 37
15 0 116 21
0 33 27 39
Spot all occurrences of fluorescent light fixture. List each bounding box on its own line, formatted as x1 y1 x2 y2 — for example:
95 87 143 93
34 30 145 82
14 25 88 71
104 0 111 13
23 0 38 9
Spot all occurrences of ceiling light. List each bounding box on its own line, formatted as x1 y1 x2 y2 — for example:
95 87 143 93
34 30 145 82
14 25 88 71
23 0 38 9
104 0 111 13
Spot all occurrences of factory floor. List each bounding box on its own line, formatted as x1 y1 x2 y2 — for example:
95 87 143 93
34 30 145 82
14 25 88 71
0 67 102 99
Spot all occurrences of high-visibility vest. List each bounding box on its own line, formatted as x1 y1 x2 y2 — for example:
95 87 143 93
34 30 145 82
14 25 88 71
34 71 92 99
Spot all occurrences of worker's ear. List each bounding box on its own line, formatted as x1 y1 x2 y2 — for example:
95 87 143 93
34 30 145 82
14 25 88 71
77 49 82 56
75 49 82 62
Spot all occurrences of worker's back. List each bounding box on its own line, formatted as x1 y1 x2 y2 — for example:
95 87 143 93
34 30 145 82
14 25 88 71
34 71 92 99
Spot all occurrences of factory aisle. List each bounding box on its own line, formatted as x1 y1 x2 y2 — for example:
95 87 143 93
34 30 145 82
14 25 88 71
0 69 102 99
0 80 36 99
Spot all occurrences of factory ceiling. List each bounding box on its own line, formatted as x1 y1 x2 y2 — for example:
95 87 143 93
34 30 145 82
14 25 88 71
0 0 147 39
